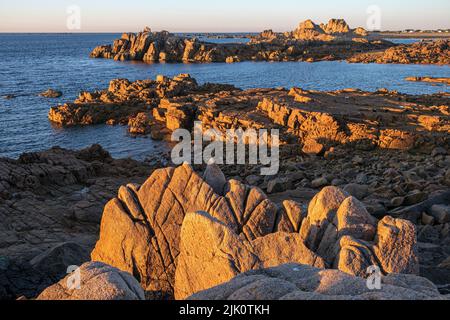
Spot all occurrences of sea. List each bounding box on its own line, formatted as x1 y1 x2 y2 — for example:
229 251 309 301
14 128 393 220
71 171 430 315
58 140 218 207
0 33 449 159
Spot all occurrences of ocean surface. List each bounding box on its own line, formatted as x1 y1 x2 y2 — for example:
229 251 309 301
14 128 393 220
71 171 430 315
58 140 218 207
0 33 449 160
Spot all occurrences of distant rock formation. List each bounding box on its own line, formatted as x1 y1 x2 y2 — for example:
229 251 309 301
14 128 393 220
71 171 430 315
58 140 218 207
39 89 62 98
290 19 366 41
405 76 450 85
252 18 368 43
349 40 450 65
90 20 392 64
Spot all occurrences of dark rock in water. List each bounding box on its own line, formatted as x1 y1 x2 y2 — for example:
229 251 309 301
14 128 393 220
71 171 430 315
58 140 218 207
2 94 16 100
39 89 62 98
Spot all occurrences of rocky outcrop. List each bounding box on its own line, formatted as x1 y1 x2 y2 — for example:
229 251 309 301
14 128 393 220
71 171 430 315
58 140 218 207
90 21 392 64
349 40 450 65
290 19 366 41
0 145 154 299
189 263 448 300
48 74 237 128
406 76 450 85
37 262 145 300
50 75 450 156
91 163 420 299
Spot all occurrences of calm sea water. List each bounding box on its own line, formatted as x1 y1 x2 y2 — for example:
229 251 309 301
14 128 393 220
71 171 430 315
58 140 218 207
0 33 449 159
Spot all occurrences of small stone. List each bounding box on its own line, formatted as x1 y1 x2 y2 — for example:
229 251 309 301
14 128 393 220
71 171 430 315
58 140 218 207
430 205 450 224
355 173 368 184
390 196 405 207
302 138 324 155
421 212 435 225
404 190 428 206
343 183 369 200
352 156 364 165
431 147 447 157
311 177 328 188
267 177 293 194
331 178 345 186
156 75 168 82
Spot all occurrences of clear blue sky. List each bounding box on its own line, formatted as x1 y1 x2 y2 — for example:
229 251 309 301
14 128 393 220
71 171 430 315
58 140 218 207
1 0 449 32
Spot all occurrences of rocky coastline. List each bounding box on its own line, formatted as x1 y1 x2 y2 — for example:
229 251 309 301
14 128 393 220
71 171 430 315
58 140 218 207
89 19 450 65
348 40 450 65
0 71 448 300
90 19 394 64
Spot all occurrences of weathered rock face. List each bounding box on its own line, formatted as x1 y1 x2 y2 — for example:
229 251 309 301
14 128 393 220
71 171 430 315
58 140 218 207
189 264 448 300
349 40 450 65
37 262 145 300
92 164 420 299
174 211 326 299
91 163 280 299
0 145 154 299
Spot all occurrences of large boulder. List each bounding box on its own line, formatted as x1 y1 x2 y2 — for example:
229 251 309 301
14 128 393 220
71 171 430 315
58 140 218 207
174 211 325 299
189 264 447 300
37 262 145 300
91 163 279 299
91 165 420 300
299 187 419 277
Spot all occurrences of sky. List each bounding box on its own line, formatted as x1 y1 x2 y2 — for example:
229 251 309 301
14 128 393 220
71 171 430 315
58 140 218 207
1 0 449 33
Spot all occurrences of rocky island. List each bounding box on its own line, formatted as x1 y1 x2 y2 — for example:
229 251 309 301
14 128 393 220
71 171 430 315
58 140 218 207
90 19 394 64
89 19 449 65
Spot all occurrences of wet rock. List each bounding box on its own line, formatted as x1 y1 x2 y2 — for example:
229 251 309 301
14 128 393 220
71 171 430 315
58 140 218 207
404 190 429 206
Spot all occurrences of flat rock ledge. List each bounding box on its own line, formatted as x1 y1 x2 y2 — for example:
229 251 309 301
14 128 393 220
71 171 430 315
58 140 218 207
189 263 448 300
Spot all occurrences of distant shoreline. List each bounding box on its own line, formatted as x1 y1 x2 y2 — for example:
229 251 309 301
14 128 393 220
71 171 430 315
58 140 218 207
371 31 450 39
